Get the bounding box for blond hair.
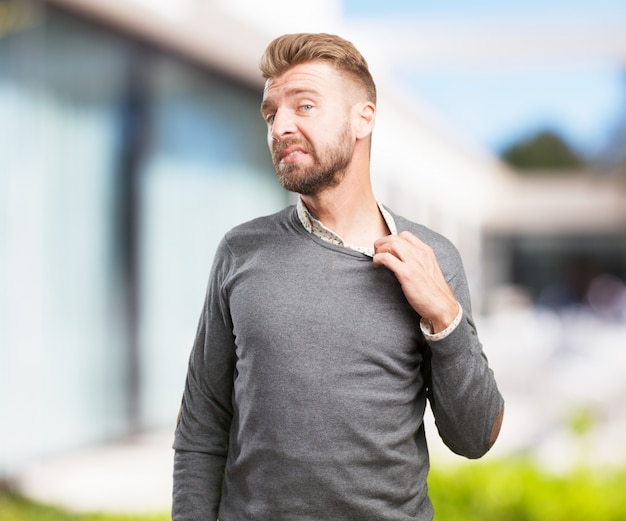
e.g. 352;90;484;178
259;33;377;104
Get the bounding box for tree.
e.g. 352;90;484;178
500;130;585;171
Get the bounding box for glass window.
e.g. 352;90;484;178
0;1;286;469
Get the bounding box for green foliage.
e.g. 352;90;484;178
429;458;626;520
566;405;597;438
0;493;169;521
501;130;585;171
3;459;626;521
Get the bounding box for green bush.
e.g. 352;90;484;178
429;458;626;520
2;459;625;520
0;493;168;521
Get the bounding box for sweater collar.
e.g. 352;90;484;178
296;196;397;257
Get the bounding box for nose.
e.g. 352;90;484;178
270;108;296;141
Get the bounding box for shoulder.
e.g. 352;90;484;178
208;207;298;280
389;209;464;271
221;206;300;252
225;206;295;237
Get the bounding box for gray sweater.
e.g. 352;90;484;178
173;206;503;521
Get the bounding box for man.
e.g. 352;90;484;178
173;33;504;521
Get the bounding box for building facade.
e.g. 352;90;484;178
0;0;287;474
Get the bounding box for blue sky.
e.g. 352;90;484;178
403;64;625;157
343;0;626;17
343;0;626;158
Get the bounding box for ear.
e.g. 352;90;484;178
353;101;376;140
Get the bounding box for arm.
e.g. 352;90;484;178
173;241;236;520
420;306;504;458
373;231;504;458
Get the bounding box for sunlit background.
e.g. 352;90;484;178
1;0;625;516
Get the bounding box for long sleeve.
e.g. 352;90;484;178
172;240;237;521
423;248;504;459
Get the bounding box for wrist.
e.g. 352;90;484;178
420;302;463;341
426;301;460;334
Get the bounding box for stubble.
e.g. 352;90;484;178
272;124;353;196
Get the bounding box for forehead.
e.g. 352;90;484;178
262;61;345;104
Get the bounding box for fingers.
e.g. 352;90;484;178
373;232;435;291
373;231;458;324
373;231;434;268
372;249;403;273
374;231;430;253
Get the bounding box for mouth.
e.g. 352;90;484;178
275;144;309;164
278;147;306;163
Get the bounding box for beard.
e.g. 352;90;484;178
272;124;354;196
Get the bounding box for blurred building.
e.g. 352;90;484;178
0;0;289;475
483;169;626;312
0;0;501;478
2;0;625;484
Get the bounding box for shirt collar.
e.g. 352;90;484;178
296;196;397;257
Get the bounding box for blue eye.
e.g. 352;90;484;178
301;104;313;111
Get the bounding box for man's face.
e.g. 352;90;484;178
260;61;357;196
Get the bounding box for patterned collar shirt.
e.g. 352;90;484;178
295;196;463;342
296;196;398;258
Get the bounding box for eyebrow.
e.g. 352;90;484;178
260;87;321;114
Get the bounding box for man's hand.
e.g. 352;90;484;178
373;231;459;333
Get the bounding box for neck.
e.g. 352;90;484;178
300;158;389;247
